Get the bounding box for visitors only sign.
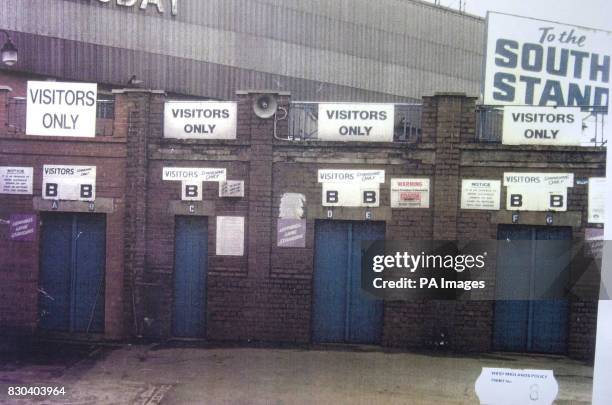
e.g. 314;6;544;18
42;165;96;201
26;81;97;137
162;167;227;182
164;101;237;139
317;169;385;184
317;104;394;142
502;106;583;146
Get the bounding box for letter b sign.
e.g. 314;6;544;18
363;190;377;204
182;182;202;201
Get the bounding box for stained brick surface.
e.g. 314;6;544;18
0;72;604;360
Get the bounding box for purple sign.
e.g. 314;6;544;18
10;214;37;241
277;219;306;248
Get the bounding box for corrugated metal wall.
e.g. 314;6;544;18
0;0;484;101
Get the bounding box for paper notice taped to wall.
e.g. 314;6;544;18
216;216;244;256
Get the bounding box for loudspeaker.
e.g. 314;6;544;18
253;94;278;119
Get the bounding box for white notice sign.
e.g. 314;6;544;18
162;167;227;182
216;216;244;256
461;179;501;210
219;180;245;197
390;178;430;208
0;167;33;195
588;177;606;223
475;368;558;405
42;165;96;201
164;101;237;139
502;106;583;146
26;81;97;137
317;103;394;142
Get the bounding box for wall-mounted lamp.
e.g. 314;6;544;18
1;30;18;66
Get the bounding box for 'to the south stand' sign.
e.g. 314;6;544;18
317;103;395;142
27;81;97;137
483;12;611;108
164;101;237;139
42;165;96;201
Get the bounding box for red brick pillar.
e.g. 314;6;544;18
239;91;290;278
429;92;476;240
0;86;12;130
112;88;165;337
425;93;489;352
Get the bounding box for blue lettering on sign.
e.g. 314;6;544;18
492;35;611;106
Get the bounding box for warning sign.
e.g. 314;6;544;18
390;178;430;208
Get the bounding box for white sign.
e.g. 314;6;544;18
317;103;394;142
390;178;430;208
318;169;385;184
216;216;244;256
181;181;202;201
219;180;245;197
588;177;606;223
475;368;558;405
0;167;33;195
42;165;96;201
162;167;226;182
504;172;573;212
503;172;574;188
506;186;567;211
322;183;379;207
26;81;97;137
461;179;501;210
95;0;178;16
484;12;612;108
502;106;583;146
164;101;237;139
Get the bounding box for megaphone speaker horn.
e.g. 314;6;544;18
253;94;278;119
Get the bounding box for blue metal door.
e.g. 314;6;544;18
494;225;571;353
313;220;385;344
173;216;208;338
39;213;106;333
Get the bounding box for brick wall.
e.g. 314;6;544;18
0;72;605;359
0;75;128;342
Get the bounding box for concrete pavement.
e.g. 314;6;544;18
0;343;593;404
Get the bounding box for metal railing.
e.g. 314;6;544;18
288;102;423;142
477;105;608;146
5;97;116;137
